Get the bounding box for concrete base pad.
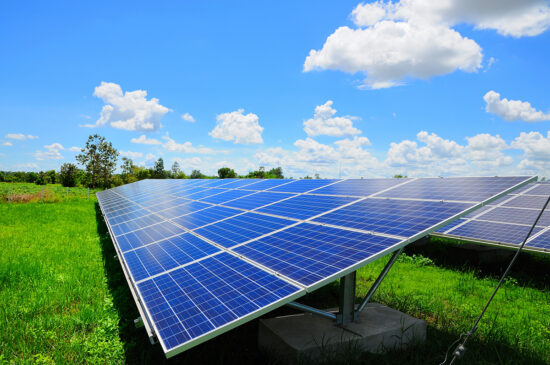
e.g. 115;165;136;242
258;303;426;360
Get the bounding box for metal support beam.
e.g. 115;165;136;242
356;248;403;315
336;271;356;326
286;301;336;321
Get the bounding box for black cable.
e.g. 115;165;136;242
441;194;550;365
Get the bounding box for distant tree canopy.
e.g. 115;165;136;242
153;158;165;179
393;174;407;178
190;169;205;179
244;166;284;179
218;167;237;179
76;134;118;188
59;163;78;187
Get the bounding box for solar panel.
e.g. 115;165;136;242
435;182;550;253
96;176;534;357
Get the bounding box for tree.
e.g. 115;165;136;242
314;173;320;179
267;167;283;178
393;174;407;178
190;169;204;179
153;158;165;179
218;167;236;179
76;134;118;188
171;161;181;177
35;171;47;185
59;163;78;187
121;157;136;183
135;167;150;180
45;170;57;184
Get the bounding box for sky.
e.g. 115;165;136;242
1;0;550;178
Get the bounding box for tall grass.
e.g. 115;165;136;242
0;183;101;204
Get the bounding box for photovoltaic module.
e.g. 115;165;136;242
96;176;534;357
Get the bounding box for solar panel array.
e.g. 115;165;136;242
436;182;550;253
96;176;534;357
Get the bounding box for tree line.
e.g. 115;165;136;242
1;134;285;188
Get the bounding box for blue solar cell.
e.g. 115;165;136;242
157;201;212;220
111;214;165;236
116;221;186;252
186;188;227;200
257;194;358;220
199;189;255;204
435;218;466;233
267;179;340;193
124;233;220;281
528;230;550;250
525;183;550;196
137;252;299;351
503;195;548;209
222;191;295;210
195;212;295;248
377;176;531;202
240;179;293;191
313;178;407;197
474;206;550;227
314;198;473;237
108;208;151;225
214;179;262;189
172;187;208;198
446;220;542;245
172;206;242;230
233;223;400;286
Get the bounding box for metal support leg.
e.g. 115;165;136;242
287;301;336;320
356;248;403;315
336;271;356;326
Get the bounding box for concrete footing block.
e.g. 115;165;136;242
258;303;426;361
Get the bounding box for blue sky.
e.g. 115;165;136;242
1;0;550;178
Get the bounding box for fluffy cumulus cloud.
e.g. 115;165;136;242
33;143;80;160
6;133;38;140
303;101;361;137
120;150;144;159
131;134;162;145
385;131;518;175
304;1;550;88
484;90;550;122
162;134;217;154
1;141;13;146
210;109;263;144
255;136;381;177
83;82;171;131
181;113;195;123
511;132;550;173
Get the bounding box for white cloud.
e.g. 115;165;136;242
33;143;79;160
417;131;463;158
120;150;144;159
353;0;550;37
1;141;13;146
131;134;162;145
294;137;338;163
83;82;171;131
181;113;195;122
304;6;482;88
34;143;65;160
162;134;217;154
14;163;40;170
304;101;361;137
484;90;550;122
172;157;203;171
305;1;550;88
5;133;38;140
511;131;550;174
210;109;263;144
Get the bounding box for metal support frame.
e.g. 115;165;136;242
287;248;403;327
356;248;403;314
336;271;357;325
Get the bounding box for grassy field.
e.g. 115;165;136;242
1;195;549;364
0;182;101;203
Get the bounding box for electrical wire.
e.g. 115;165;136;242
440;193;550;365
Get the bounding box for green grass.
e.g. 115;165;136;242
1;200;549;364
0;183;101;203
